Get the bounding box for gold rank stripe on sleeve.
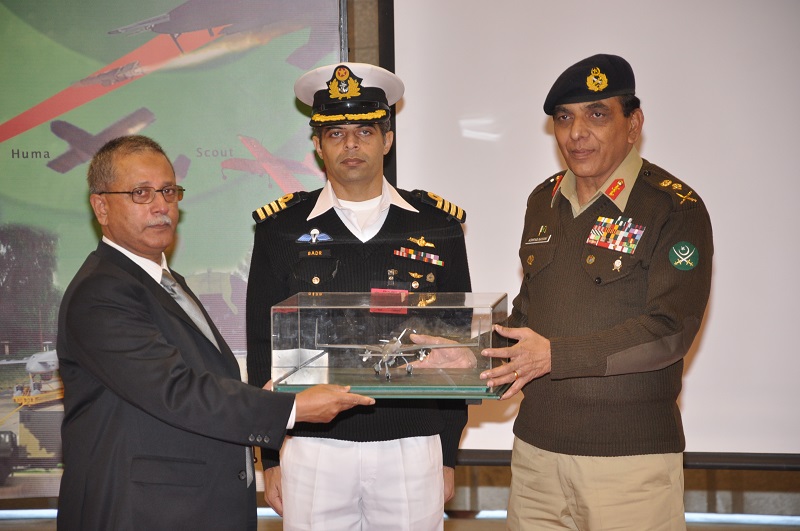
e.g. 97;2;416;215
427;192;464;221
253;193;296;222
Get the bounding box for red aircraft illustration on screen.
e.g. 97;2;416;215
0;32;220;144
221;135;323;193
0;0;336;144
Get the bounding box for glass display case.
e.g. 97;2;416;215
271;292;510;399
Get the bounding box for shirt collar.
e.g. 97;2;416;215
307;177;418;220
102;236;169;283
552;147;643;215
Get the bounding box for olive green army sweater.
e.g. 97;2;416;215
510;160;713;456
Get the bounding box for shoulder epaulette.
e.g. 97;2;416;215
531;172;565;197
252;191;308;223
411;190;466;223
639;163;704;210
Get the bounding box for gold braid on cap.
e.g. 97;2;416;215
312;109;387;123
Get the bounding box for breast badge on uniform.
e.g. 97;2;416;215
669;241;699;271
297;228;332;243
525;225;552;245
408;236;435;247
393;247;443;266
587;216;645;255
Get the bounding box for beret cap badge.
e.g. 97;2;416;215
543;54;635;115
586;67;609;93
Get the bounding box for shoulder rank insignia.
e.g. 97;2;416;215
252;192;306;223
413;190;466;223
642;166;702;209
530;173;563;197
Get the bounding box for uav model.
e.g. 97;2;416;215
315;323;478;380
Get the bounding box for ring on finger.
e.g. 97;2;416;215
513;370;519;381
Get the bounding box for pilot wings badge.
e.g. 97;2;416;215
297;228;332;244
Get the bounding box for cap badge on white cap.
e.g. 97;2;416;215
329;66;363;100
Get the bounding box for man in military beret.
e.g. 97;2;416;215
246;63;473;529
480;54;713;529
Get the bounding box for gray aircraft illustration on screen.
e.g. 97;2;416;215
107;0;335;69
47;107;156;174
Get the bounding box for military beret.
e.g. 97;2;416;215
543;54;635;115
294;62;404;127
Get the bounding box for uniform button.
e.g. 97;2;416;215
248;434;255;442
312;276;320;284
238;470;247;481
256;435;263;443
643;170;651;176
263;435;270;444
594;277;602;284
524;273;531;281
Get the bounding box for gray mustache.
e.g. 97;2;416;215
147;214;173;227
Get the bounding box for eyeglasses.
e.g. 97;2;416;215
98;186;185;204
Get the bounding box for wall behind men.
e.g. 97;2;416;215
394;0;800;454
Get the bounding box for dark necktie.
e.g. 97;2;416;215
160;269;254;486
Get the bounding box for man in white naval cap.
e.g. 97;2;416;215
246;63;473;530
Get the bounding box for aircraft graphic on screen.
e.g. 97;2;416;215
47;107;156;174
108;0;335;68
73;61;145;88
221;135;322;193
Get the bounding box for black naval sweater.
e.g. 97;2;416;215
246;187;472;468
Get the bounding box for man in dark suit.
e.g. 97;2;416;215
56;135;374;530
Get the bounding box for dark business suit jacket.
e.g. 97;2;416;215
56;242;294;530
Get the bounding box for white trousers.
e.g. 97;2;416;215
281;435;444;531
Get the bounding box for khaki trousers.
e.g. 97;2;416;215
507;437;686;531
